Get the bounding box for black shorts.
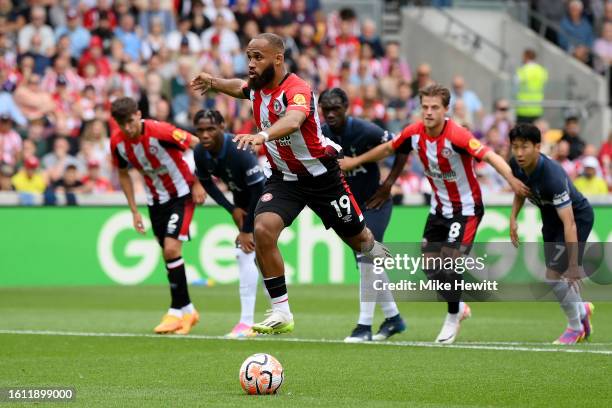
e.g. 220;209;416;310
148;194;195;247
255;166;365;238
422;212;483;254
542;207;594;273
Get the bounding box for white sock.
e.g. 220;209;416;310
360;240;389;259
579;301;587;320
550;281;582;331
181;303;195;314
270;293;291;315
236;248;258;326
168;308;182;317
357;256;376;326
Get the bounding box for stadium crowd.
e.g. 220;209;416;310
0;0;610;205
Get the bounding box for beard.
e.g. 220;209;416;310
248;63;276;90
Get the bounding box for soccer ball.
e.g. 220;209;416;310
239;353;284;395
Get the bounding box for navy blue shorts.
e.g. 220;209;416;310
542;207;594;273
362;198;392;242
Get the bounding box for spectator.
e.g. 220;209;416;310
141;17;166;61
233;0;256;40
0;163;14;191
381;41;411;81
260;0;292;33
13;74;55;121
81;159;112;194
450;75;484;127
451;99;474;130
0;114;21;166
359;19;384;58
167;16;202;55
17;6;55;56
411;63;433;96
594;21;612;73
333;8;360;62
292;0;315;27
83;0;117;31
41;137;83;183
561;116;586;160
52;164;84;195
201;15;240;58
78;36;112;78
20;32;52;76
41;55;84;94
12;156;46;204
205;0;236;27
553;140;578;179
574;156;609;194
54;8;91;60
89;10;115;53
599;129;612;188
114;13;142;62
138;0;175;37
139;70;167;119
480;99;513;143
559;0;595;51
515;48;548;123
0;79;27;127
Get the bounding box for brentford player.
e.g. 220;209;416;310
110;97;206;335
341;84;529;344
190;33;390;335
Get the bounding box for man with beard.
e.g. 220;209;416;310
190;33;390;335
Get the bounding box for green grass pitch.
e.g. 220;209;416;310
1;285;611;407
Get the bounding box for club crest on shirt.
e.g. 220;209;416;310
441;147;452;158
273;99;283;115
149;145;158;155
261;193;273;202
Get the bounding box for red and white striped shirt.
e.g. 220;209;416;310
242;73;341;181
392;119;491;218
110;119;194;205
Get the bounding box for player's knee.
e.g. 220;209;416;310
162;240;182;260
254;223;277;249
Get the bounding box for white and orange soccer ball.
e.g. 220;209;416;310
239;353;284;395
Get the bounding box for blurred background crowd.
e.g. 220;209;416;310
0;0;610;206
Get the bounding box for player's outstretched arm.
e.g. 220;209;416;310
366;152;408;209
190;71;249;99
483;151;530;197
118;168;145;234
339;141;395;172
233;110;307;150
509;194;525;248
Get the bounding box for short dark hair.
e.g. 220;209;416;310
111;97;139;124
419;84;451;107
253;33;285;53
509;123;541;144
193;109;225;126
319;88;349;107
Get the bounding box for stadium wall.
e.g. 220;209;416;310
1;206;610;287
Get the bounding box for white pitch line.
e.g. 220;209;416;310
1;329;611;355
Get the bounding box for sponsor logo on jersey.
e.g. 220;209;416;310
261;193;273;202
293;94;307;106
173;129;187;143
441;147;452;158
278;135;291;146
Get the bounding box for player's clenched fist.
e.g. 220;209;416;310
190;72;213;95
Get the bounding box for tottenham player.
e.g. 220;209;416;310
110;97;205;335
508;123;594;344
191;109;266;338
190;33;389;334
319;88;407;343
341;84;529;344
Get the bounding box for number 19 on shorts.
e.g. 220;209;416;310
331;195;351;218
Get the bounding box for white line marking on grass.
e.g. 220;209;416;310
1;329;611;355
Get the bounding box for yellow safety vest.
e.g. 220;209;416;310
516;62;548;117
